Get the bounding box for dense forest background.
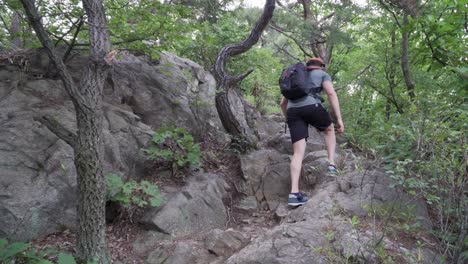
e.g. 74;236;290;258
0;0;466;262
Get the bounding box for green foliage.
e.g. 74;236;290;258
106;0;195;59
235;47;283;114
105;173;162;208
0;239;79;264
338;1;467;261
143;126;201;176
176;10;252;69
58;253;77;264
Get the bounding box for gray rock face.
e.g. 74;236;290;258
204;228;248;257
140;173;227;237
106;51;227;141
146;240;221;264
239;150;291;210
0;50;229;241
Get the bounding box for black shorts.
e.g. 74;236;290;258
287;104;332;143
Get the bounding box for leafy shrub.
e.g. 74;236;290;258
0;239;78;264
105;173;162;207
142;126;201;176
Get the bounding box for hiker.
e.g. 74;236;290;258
280;57;344;206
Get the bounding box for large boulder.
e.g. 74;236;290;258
140;173;228;237
239;149;291;210
0;50;229;241
102;51;227;141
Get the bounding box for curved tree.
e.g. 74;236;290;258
213;0;275;146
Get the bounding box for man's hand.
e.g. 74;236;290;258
335;119;344;134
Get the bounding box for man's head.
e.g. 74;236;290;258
306;57;325;70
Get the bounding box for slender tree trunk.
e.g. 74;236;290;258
299;0;311;19
20;0;111;262
213;0;275;145
385;99;391;120
401;14;415;101
385;29;401;118
11;11;22;48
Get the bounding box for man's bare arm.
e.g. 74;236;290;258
280;96;288;118
323;80;344;133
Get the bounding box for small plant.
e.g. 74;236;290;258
105;173;162;207
143;126;201;176
0;239;78;264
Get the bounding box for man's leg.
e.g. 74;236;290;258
290;138;306;193
324;123;336;165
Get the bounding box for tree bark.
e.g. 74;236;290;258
213;0;275;144
401;14;415;101
10;11;22;48
384;29;403;118
20;0;111;263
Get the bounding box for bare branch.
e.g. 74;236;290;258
378;0;402;28
316;12;335;26
230;68;254;85
63;16;84;62
272;42;302;61
35;115;77;148
19;0;85;107
214;0;275;87
365;81;404;114
269;22;314;58
0;13;12;35
299;0;311;20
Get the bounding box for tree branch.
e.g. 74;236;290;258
378;0;402;28
272;42;302;61
0;13;12;35
230;68;254;85
316;12;335;26
365;81;404;114
299;0;311;20
35;115;77;148
214;0;275;87
269;22;313;58
63;16;84;62
19;0;86;107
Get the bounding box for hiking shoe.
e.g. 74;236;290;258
327;164;338;176
288;192;309;206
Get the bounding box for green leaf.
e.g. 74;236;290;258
37;260;54;264
0;242;30;260
0;239;7;249
58;253;76;264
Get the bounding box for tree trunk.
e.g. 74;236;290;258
213;0;275;145
20;0;111;262
401;14;415;100
10;11;22;48
385;29;402;117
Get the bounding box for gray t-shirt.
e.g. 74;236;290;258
287;69;332;109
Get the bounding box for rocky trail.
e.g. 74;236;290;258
0;50;443;263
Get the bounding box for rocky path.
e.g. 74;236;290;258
136;114;442;264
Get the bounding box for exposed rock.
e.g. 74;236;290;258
132;231;171;255
225;222;329;264
204;228;249;256
239;150;291;210
233;196;258;214
140;173;227;236
274;203;289;221
106;51;228;142
146;240;220;264
0;50;230;241
333;170;432;229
